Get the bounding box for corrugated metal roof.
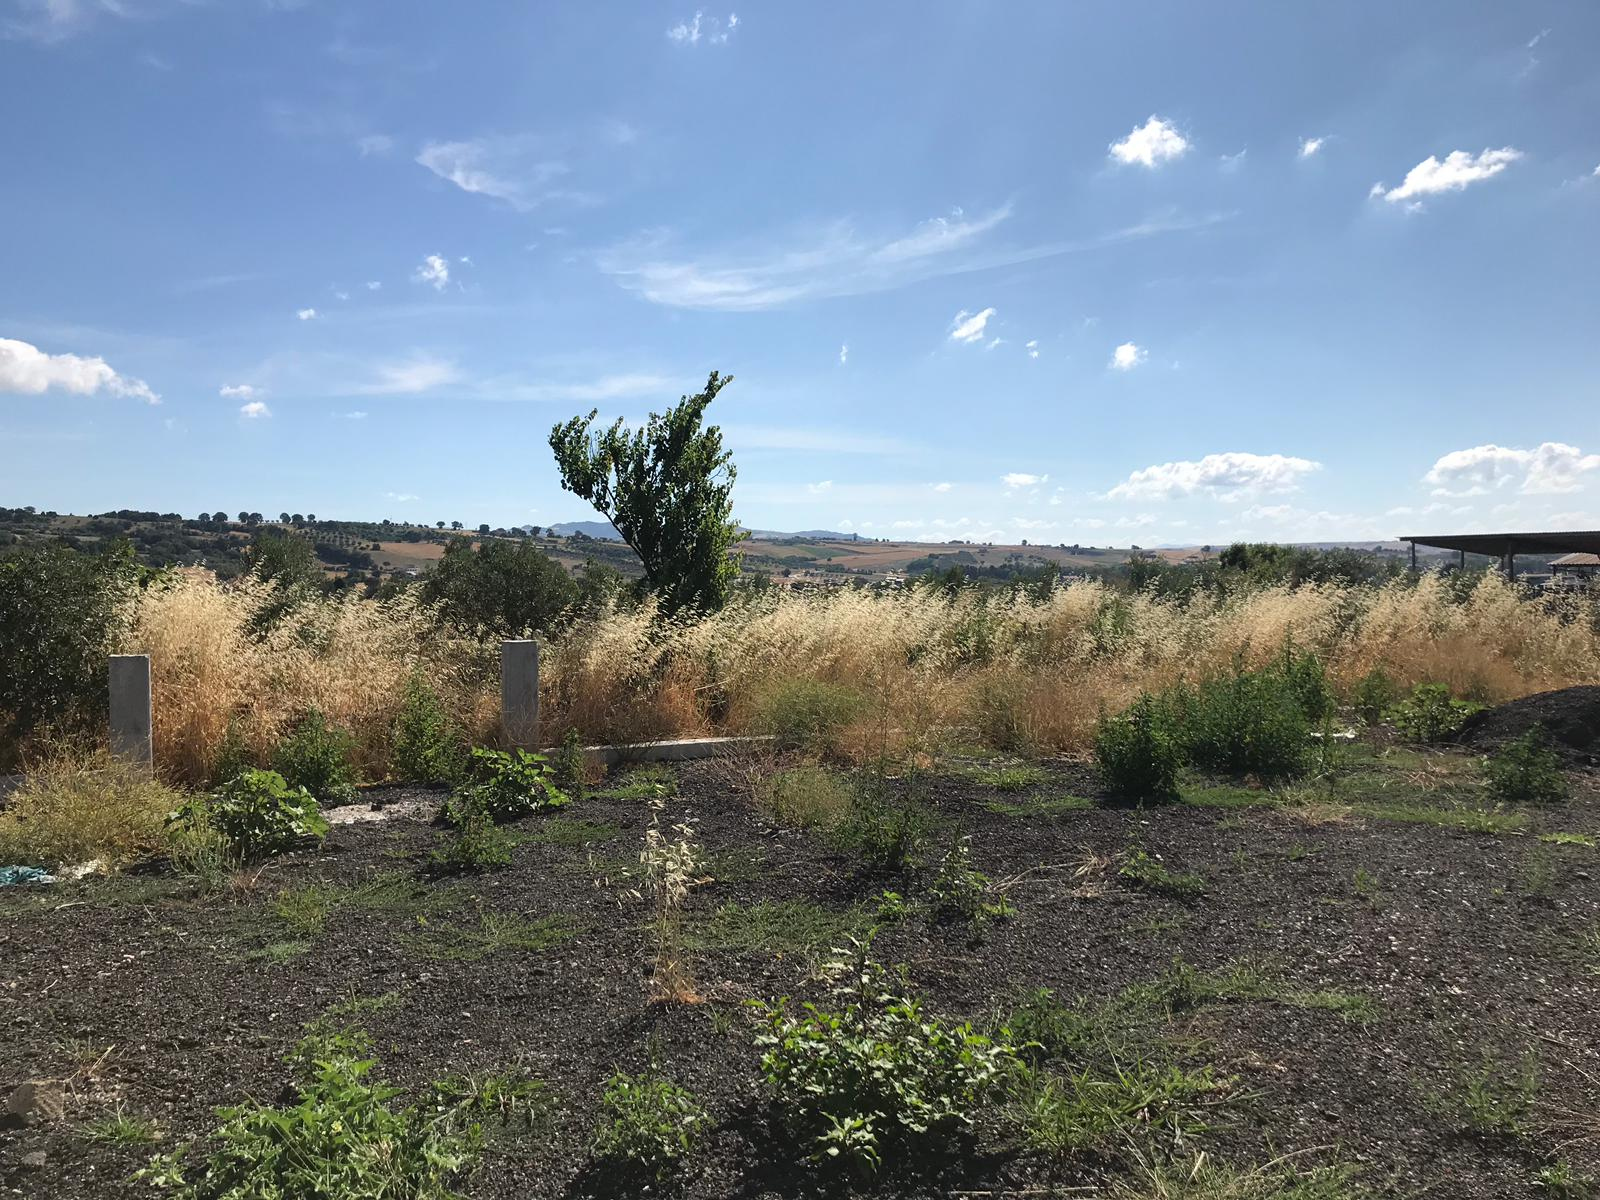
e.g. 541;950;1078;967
1401;530;1600;556
1551;553;1600;567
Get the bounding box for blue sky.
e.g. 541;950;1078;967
2;2;1597;545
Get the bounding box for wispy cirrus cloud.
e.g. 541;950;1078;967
353;355;460;395
415;136;579;211
598;205;1229;311
0;336;159;404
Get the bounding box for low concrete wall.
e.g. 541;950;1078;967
578;735;773;768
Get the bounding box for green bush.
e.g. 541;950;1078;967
1351;667;1399;726
1387;683;1480;743
1094;693;1182;802
390;672;467;784
210;720;257;787
1181;661;1310;779
834;781;935;873
137;1026;536;1199
1276;643;1335;723
173;769;329;863
549;728;587;797
270;709;358;803
758;764;854;830
755;679;866;751
927;836;1012;925
460;747;569;821
750;939;1015;1173
592;1070;708;1179
1484;726;1568;804
431;794;513;873
0;540;137;762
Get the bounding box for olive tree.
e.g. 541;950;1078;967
549;371;744;614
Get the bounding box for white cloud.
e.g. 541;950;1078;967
1299;136;1325;159
668;11;737;44
1109;342;1146;371
483;372;676;404
807;480;833;494
385;491;420;503
1373;148;1523;204
1002;472;1048;488
1422;442;1600;496
333;289;350;301
356;355;459;395
839;343;849;365
365;281;382;291
1106;452;1322;501
296;308;319;321
1025;339;1039;359
238;400;271;419
219;383;262;400
597;207;1226;312
1219;149;1248;171
356;134;394;157
339;411;369;420
415;137;570;211
1072;517;1108;529
1109;115;1189;168
413;254;450;291
931;482;953;493
0;336;159;404
949;307;996;344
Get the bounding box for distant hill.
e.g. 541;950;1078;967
745;529;860;542
546;520;623;540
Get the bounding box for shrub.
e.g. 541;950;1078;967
1094;693;1182;802
592;1070;708;1179
431;794;513;873
173;769;329;863
1181;662;1310;779
1119;845;1205;900
1387;683;1479;744
549;727;587;796
210;720;257;787
1276;643;1335;723
0;752;186;869
750;939;1015;1172
460;747;569;821
1484;726;1568;804
0;540;137;763
834;781;936;873
758;764;854;830
137;1026;531;1199
1351;667;1399;726
755;679;867;752
390;672;467;784
270;709;358;803
927;835;1013;925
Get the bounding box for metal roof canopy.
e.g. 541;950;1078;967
1401;530;1600;557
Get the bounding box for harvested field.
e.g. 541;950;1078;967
3;742;1598;1197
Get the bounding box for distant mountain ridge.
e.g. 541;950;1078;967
547;521;860;543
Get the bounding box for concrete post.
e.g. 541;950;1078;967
109;654;153;773
501;639;540;751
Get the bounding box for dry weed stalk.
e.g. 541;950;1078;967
638;797;702;1003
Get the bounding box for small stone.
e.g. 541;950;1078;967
20;1151;48;1170
4;1079;66;1127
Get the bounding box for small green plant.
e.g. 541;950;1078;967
592;1069;708;1179
1119;845;1205;900
549;727;588;796
750;938;1014;1172
1179;659;1312;779
407;909;576;962
136;1026;522;1198
1430;1047;1540;1138
1351;867;1382;911
1095;693;1182;803
273;883;342;937
685;899;865;953
459;747;569;821
927;835;1013;925
755;678;867;751
758;764;854;830
390;672;467;784
210;720;256;786
80;1107;161;1146
1387;683;1480;743
1541;832;1596;848
269;708;358;803
1016;1055;1220;1157
1109;1155;1365;1199
960;763;1051;792
1538;1160;1600;1198
835;778;936;873
170;769;329;864
1351;666;1400;726
1485;726;1568;804
431;793;513;873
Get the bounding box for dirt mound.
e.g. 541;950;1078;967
1457;685;1600;765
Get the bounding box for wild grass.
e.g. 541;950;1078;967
0;751;187;868
406;909;577;962
683;899;867;953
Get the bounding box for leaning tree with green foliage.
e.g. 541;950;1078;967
549;371;744;614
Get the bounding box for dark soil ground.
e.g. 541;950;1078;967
2;740;1598;1198
1458;684;1600;767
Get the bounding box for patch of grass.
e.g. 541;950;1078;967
958;763;1052;792
684;899;866;953
1016;1054;1222;1158
984;793;1093;817
323;990;403;1023
1119;847;1206;900
407;909;577;962
589;765;675;801
1354;799;1527;834
79;1108;161;1146
522;817;624;847
1109;1154;1368;1199
1424;1047;1540;1138
1124;915;1188;939
272;883;343;936
1351;868;1383;912
1541;832;1596;848
0;752;189;869
1181;784;1280;809
757;764;854;830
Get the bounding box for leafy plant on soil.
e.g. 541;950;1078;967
270;708;359;803
958;763;1051;792
592;1068;708;1179
1351;667;1400;727
1014;1054;1220;1157
1386;683;1481;744
1172;653;1318;779
927;834;1013;925
1424;1047;1541;1139
750;937;1015;1173
589;764;674;801
79;1108;161;1146
1110;1152;1367;1199
170;769;328;864
1537;1159;1600;1199
1096;693;1183;803
549;727;588;797
835;774;938;873
432;792;513;873
137;1025;535;1199
1484;726;1568;804
1119;845;1206;900
459;747;569;821
390;671;468;785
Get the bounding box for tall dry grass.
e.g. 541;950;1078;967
113;570;1600;783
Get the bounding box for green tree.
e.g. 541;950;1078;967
548;371;744;614
249;530;320;587
419;537;577;638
